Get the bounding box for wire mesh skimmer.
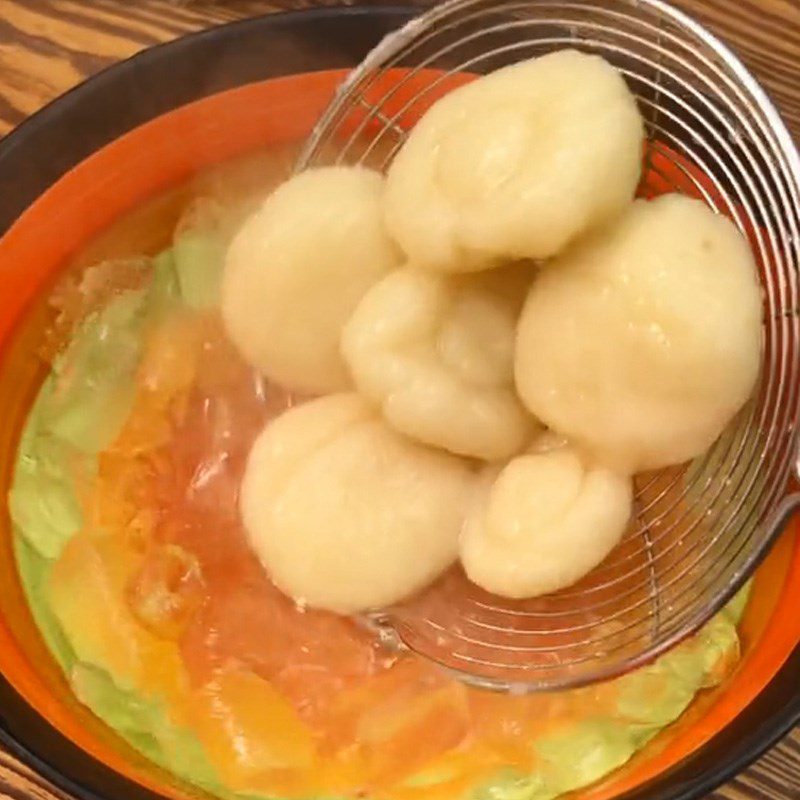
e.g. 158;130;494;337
296;0;800;692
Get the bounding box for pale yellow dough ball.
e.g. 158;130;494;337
222;167;402;394
383;49;644;272
341;266;536;460
515;194;762;473
460;437;632;599
240;394;475;614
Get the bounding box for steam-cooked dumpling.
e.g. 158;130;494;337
240;394;474;614
460;436;632;599
341;266;536;460
222;167;401;394
515;194;762;473
383;50;644;272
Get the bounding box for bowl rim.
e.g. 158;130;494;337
0;5;798;800
0;4;413;237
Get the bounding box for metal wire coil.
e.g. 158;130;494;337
296;0;800;692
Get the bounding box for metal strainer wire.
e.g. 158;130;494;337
296;0;800;692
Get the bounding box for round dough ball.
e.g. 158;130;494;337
222;167;402;394
341;266;536;460
515;194;762;473
383;49;644;272
240;394;474;614
460;438;632;599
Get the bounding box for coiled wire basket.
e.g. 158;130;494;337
296;0;800;692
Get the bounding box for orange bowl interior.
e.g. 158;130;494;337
0;70;799;800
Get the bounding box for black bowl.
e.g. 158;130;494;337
0;8;797;800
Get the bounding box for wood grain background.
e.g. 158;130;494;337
0;1;798;799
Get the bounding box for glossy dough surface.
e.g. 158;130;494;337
240;394;474;613
222;167;401;394
341;267;535;460
460;438;632;598
383;50;644;271
515;195;762;473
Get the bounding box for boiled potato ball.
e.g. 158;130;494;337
460;436;632;599
341;266;536;460
222;167;401;394
231;50;761;612
240;394;474;614
384;49;644;271
515;194;762;473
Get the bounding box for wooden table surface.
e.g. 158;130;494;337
0;0;798;799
